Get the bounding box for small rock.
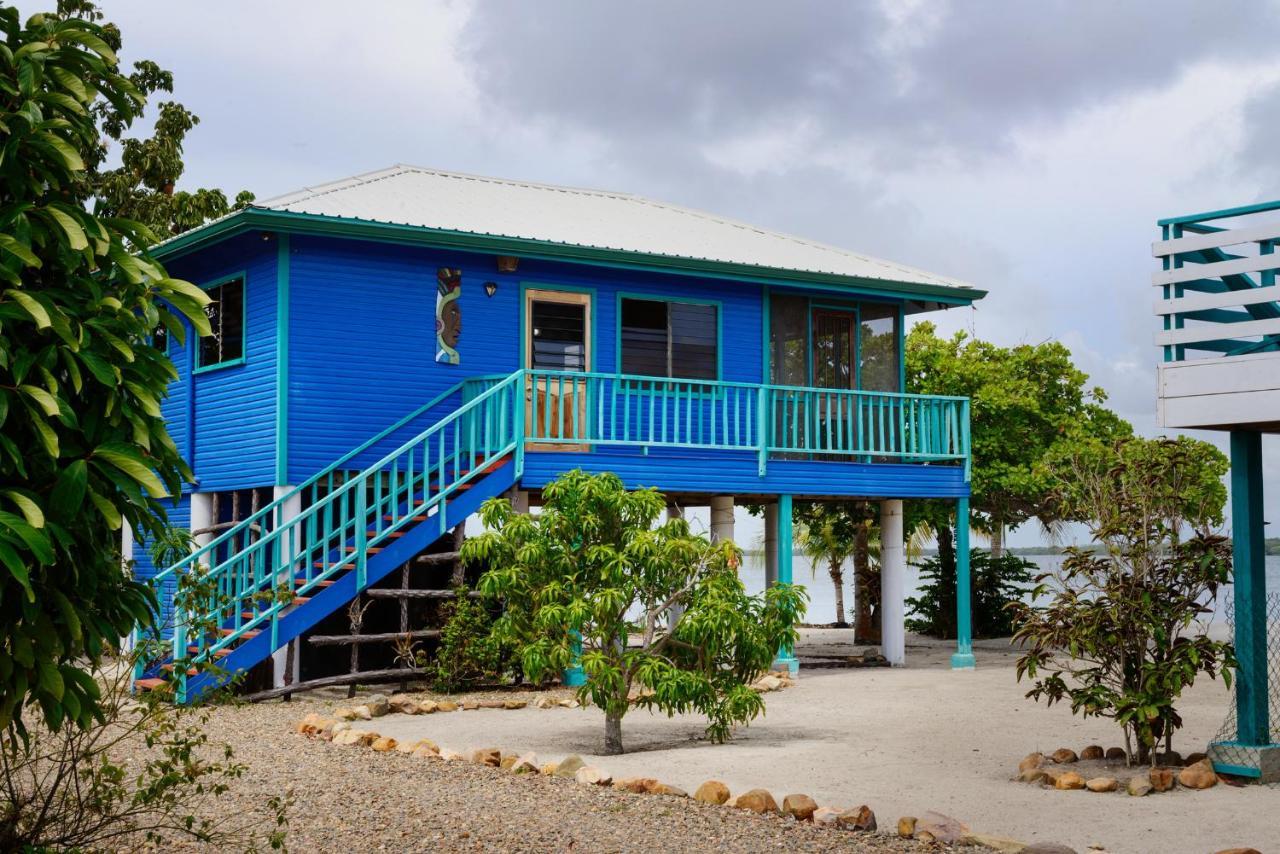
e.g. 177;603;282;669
1050;748;1078;764
503;699;528;710
510;752;539;774
370;736;397;752
333;707;357;721
1126;777;1152;797
964;832;1030;853
1085;777;1118;793
836;805;876;832
412;745;440;759
418;700;439;714
651;783;687;797
813;806;840;826
470;747;501;767
331;728;364;746
782;793;817;821
1054;771;1086;790
534;697;555;709
478;699;506;710
363;694;390;717
540;763;559;776
1149;767;1176;792
897;817;917;839
753;674;783;692
694;780;731;805
440;749;466;762
1104;747;1127;762
1023;845;1078;854
329;721;351;736
1184;752;1208;766
1018;768;1049;784
403;737;438;754
1018;752;1045;773
350;705;373;721
915;811;969;845
553;755;586;778
388;693;418;714
462;700;480;711
436;700;458;712
557;698;580;708
1178;758;1218;789
294;713;323;734
1080;745;1104;761
1214;849;1263;854
734;788;778;814
575;766;612;786
500;755;518;770
613;777;659;794
916;831;937;844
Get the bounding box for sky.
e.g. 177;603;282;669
82;0;1280;545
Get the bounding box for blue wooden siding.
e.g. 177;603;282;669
130;494;192;583
164;232;278;491
522;449;968;499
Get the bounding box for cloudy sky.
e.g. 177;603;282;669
90;0;1280;544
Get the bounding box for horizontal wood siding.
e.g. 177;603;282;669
165;232;278;491
129;494;191;583
522;449;967;499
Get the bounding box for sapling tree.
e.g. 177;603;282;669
1010;436;1235;764
464;470;806;755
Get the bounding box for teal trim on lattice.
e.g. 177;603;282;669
150;208;987;307
274;235;290;484
192;270;249;374
1230;431;1271;746
614;290;723;381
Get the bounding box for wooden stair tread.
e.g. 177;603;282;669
134;677;167;691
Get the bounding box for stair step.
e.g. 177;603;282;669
220;628;262;640
161;663;199;676
343;545;384;555
293;597;312;605
188;645;231;658
294;578;337;588
384;514;430;523
134;677;168;691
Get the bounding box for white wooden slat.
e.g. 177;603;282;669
1153;316;1280;347
1152;221;1280;257
1152;253;1280;286
1153;285;1280;315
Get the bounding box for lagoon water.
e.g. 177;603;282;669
738;551;1280;627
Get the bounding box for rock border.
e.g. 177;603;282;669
1015;746;1222;795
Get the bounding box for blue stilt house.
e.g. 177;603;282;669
131;165;984;698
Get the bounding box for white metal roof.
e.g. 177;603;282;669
253;165;974;291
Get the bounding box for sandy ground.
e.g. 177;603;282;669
360;629;1274;854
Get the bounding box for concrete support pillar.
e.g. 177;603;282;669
773;494;799;674
879;499;905;667
1230;432;1269;745
951;496;976;669
510;489;530;514
189;492;214;549
271;486;303;690
666;504;686;628
709;495;735;543
763;502;779;588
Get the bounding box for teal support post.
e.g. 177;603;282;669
951;495;976;669
1230;431;1269;746
563;629;586;687
773;494;799;674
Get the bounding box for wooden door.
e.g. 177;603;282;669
524;289;591;449
810;309;857;457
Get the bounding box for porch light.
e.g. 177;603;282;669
484;280;498;298
496;255;519;273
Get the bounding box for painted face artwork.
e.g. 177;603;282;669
436;267;462;364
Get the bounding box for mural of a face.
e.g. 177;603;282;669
435;267;462;364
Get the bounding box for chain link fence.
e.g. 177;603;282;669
1208;591;1280;777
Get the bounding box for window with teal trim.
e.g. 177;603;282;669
621;298;716;380
198;277;245;369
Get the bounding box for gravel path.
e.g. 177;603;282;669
125;691;934;853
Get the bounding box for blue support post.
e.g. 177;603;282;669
951;495;976;669
1230;431;1268;746
774;493;799;674
563;629;586;687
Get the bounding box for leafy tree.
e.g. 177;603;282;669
464;470;806;755
0;3;221;733
427;589;516;693
906;548;1033;639
1011;436;1234;764
793;500;879;633
906;321;1131;557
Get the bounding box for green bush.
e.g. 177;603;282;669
429;590;514;693
906;549;1033;639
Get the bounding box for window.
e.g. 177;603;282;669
858;301;900;392
197;277;245;369
530;299;587;371
620;298;717;380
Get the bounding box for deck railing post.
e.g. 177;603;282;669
757;386;769;475
354;485;367;589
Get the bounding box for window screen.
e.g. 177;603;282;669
620;298;717;380
530;300;587;371
198;278;245;368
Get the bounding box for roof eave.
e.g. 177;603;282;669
150;207;986;305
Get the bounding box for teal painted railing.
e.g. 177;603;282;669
1154;200;1280;362
137;372;523;696
524;370;969;476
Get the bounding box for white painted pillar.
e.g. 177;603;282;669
510;489;530;514
190;492;214;549
666;504;686;627
271;485;303;689
709;495;735;543
763;502;779;588
879;499;906;667
122;523;135;567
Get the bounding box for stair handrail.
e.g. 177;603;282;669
157;370;526;679
146;379;471;589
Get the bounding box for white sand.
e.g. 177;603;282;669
372;630;1274;854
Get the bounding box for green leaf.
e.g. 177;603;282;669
154;277;213;308
18;384;58;416
0;540;33;600
87;489;122;530
1;490;44;528
50;459;86;519
0;234;40;267
43;206;87;251
93;444;169;498
6;289;51;328
0;511;53;564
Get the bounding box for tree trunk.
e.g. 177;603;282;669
853;520;877;641
937;523;957;638
829;557;847;626
990;519;1004;560
603;710;624;755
